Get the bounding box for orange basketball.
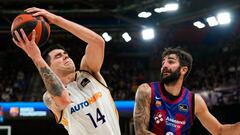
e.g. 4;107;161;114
11;13;51;47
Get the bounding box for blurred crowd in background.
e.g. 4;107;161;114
1;25;240;109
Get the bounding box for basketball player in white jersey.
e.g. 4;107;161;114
12;7;121;135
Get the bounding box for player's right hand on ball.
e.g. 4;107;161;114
12;28;41;60
24;7;58;24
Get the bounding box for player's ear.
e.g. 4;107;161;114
181;66;188;75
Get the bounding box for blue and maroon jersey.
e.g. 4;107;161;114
148;82;194;135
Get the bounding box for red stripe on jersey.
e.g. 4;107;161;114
153;110;166;135
175;113;186;135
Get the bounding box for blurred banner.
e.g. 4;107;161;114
0;101;135;121
0;86;239;122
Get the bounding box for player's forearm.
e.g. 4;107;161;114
33;57;65;97
134;105;155;135
134;119;155;135
135;129;155;135
134;84;154;135
53;16;104;44
219;122;240;135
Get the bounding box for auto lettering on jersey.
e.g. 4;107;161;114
70;92;102;114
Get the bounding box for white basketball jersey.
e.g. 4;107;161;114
59;71;121;135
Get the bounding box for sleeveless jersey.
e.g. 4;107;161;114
59;70;121;135
149;82;194;135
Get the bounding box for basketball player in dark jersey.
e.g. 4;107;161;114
134;48;240;135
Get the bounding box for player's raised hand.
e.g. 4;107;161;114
24;7;59;24
12;28;41;60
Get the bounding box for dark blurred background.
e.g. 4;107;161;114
0;0;240;135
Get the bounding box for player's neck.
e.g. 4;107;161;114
59;71;76;86
164;79;183;96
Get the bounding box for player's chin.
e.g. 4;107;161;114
63;64;75;70
160;74;167;81
162;73;170;78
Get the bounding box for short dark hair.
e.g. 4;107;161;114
42;44;66;65
162;47;193;79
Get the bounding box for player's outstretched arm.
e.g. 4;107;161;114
134;83;156;135
25;7;105;74
195;94;240;135
12;29;71;111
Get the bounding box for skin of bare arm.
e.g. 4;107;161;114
134;83;156;135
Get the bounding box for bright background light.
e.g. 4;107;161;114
141;28;155;40
102;32;112;42
138;12;152;18
164;3;179;12
193;21;206;29
122;32;132;42
154;7;167;13
217;12;231;25
206;16;219;27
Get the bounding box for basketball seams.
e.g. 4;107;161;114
11;14;36;31
11;20;38;42
38;20;50;47
11;13;50;46
37;20;43;44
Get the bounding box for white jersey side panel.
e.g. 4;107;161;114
59;71;121;135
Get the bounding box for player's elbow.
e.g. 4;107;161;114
59;96;71;106
53;91;71;109
215;124;224;135
92;35;105;47
96;36;105;47
216;123;240;135
54;97;71;110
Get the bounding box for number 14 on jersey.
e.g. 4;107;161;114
86;108;106;128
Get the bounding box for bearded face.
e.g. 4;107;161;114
160;66;181;84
